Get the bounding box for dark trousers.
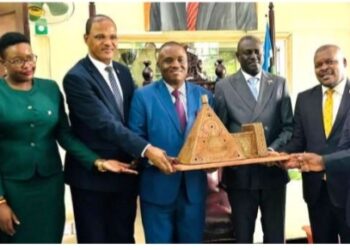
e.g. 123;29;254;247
227;187;286;243
307;181;350;243
70;187;137;243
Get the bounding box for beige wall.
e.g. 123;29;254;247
30;2;350;101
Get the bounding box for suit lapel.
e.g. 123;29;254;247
155;80;183;134
329;79;350;137
229;71;256;111
83;57;121;118
196;3;215;30
173;2;187;29
184;83;197;136
251;72;275;121
310;85;326;139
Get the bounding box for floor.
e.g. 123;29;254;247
63;179;308;244
62;186;145;244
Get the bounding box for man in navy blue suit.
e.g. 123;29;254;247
128;41;213;243
62;15;172;243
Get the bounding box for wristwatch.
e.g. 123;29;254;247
95;159;107;172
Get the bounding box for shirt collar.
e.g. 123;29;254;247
241;69;262;82
88;54;113;73
164;81;187;97
321;77;347;96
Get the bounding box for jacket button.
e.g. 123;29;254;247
27;105;32;110
30;142;35;147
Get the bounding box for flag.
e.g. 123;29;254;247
262;22;273;72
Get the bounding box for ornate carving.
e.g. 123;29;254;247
175;95;288;170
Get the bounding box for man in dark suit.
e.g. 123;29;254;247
281;44;350;243
62;15;172;243
128;41;213;243
214;35;293;243
150;2;257;31
290;135;350;243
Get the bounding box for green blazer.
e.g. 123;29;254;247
0;78;99;196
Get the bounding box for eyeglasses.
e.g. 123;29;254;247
5;54;38;67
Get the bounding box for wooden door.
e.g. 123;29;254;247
0;3;28;76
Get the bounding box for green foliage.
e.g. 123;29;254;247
288;170;302;181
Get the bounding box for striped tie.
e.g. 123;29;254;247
323;89;334;138
187;2;199;31
105;66;124;120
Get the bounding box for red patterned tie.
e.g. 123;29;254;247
187;2;199;31
172;89;187;131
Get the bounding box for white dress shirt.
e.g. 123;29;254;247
321;78;346;124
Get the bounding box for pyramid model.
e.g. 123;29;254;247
178;95;246;164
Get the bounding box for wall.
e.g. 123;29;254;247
258;2;350;100
30;2;350;102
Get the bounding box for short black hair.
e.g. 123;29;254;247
314;44;341;57
158;41;187;54
236;35;262;53
85;14;116;35
0;32;30;58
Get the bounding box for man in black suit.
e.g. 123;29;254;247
215;35;293;243
281;44;350;243
291;114;350;242
63;15;173;243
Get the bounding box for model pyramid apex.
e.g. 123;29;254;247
177;95;246;164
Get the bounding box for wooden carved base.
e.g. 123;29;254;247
174;155;290;171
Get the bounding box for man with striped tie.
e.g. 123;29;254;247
62;15;173;243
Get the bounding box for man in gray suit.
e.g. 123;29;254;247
150;2;257;31
214;35;293;243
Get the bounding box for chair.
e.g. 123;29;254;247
203;169;235;243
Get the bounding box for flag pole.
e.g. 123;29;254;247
268;2;276;71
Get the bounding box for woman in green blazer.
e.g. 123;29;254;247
0;32;137;243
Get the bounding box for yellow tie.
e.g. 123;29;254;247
323;89;335;138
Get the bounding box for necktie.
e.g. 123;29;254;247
187;2;199;31
323;89;335;138
105;66;124;120
172;89;187;131
248;77;259;100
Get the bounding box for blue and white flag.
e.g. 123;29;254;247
262;22;273;72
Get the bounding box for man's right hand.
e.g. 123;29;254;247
0;203;20;236
145;145;175;174
278;153;300;169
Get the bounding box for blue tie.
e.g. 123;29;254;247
248;77;259;100
105;66;124;120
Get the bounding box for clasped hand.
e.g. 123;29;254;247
279;152;325;172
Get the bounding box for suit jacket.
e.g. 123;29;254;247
128;80;213;205
215;70;293;190
282;80;350;205
322;110;350;226
0;78;98;196
63;56;148;194
150;2;257;31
